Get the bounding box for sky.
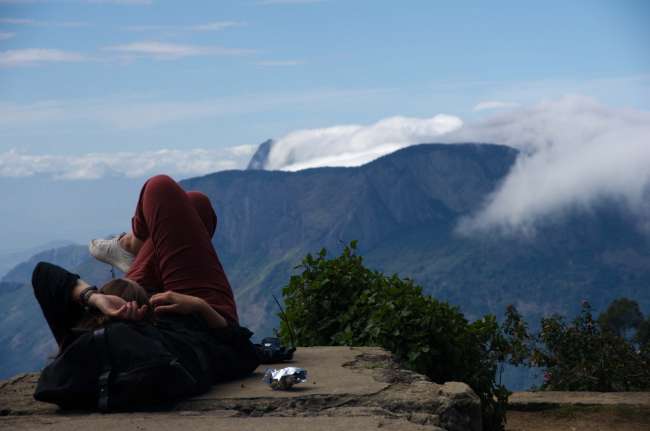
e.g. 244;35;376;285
1;0;648;157
0;0;649;250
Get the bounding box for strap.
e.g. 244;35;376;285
93;328;112;412
79;285;98;309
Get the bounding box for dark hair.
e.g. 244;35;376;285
75;278;155;331
54;278;154;358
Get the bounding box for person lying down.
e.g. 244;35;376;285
32;174;260;411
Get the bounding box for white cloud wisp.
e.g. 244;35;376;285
473;100;519;111
447;96;650;233
126;21;244;32
264;115;463;171
0;146;257;180
0;48;85;66
0;18;88;27
104;41;254;59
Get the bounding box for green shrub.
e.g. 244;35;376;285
597;297;644;338
531;301;650;391
278;241;510;431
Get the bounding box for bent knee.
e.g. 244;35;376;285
145;174;177;190
142;174;184;199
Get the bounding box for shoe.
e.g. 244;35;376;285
89;233;134;274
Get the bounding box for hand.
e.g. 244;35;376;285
150;291;201;316
89;293;149;321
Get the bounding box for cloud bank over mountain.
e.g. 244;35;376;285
264;114;463;171
262;95;650;232
449;96;650;233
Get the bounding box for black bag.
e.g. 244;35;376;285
34;320;198;411
255;337;295;364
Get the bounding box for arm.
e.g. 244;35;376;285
150;291;228;329
71;278;148;320
194;297;229;329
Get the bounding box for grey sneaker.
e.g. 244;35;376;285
89;233;134;274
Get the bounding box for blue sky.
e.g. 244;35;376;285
0;0;648;158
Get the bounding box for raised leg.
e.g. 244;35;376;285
125;175;237;324
126;191;218;293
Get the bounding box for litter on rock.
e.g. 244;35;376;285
262;367;308;390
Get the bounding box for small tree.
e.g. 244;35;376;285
635;317;650;350
598;298;643;339
531;301;650;391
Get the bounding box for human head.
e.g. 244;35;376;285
100;278;150;308
77;278;154;330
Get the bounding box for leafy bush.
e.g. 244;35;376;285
597;297;644;338
636;317;650;349
278;241;510;431
530;301;650;391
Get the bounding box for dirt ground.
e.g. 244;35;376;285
506;406;650;431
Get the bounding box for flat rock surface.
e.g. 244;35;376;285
1;413;435;431
194;346;389;400
509;391;650;409
0;346;481;431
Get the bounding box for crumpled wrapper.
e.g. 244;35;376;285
262;367;307;390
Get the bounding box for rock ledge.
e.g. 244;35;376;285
0;346;481;431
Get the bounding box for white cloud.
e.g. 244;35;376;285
0;33;15;41
473;100;519;112
0;146;255;180
126;21;244;32
447;96;650;233
256;60;303;67
265;114;463;171
85;0;152;4
258;0;324;4
104;41;255;59
0;48;85;67
0;18;33;25
190;21;243;31
0;18;88;27
228;144;259;157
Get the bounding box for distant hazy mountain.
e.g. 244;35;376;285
0;240;74;279
2;143;649;389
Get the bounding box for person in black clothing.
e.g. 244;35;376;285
32;262;259;397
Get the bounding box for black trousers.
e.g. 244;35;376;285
31;262;260;390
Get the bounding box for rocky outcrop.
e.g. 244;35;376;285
0;346;481;431
246;139;274;170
